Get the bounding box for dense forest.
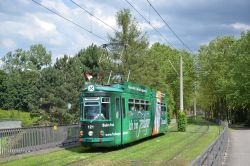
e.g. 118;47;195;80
0;9;249;126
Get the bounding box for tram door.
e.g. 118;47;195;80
115;97;122;145
114;97;126;145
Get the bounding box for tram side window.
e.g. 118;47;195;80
128;99;135;111
135;99;140;111
139;100;145;111
146;101;150;111
101;97;110;120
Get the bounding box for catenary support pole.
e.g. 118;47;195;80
180;55;184;112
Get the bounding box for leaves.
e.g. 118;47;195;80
197;31;250;123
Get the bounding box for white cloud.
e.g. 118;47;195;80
34;17;56;33
1;39;16;49
231;22;250;31
41;0;73;18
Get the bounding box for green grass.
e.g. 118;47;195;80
0;109;37;127
0;137;7;151
1;118;220;166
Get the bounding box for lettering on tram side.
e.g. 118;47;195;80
105;131;128;137
129;119;150;131
139;119;150;128
102;123;115;127
128;119;151;137
128;85;147;93
129;120;138;130
105;132;121;136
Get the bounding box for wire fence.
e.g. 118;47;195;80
189;122;228;166
0;125;80;158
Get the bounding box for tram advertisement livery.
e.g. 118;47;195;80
79;82;168;147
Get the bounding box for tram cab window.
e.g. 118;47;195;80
84;102;100;120
83;97;110;120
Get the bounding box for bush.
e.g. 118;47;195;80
177;111;187;132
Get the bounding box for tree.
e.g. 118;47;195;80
27;44;51;70
197;31;250;125
1;44;51;72
104;9;149;81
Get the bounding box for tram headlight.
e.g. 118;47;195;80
80;130;83;136
88;131;93;136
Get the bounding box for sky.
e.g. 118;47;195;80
0;0;250;63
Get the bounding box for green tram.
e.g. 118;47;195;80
79;82;168;147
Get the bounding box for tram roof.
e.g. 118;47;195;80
82;82;166;97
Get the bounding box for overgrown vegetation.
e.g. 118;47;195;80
197;32;250;125
0;109;37;127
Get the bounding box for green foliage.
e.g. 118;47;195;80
1;44;51;72
105;9;149;81
197;31;250;124
0;109;37;127
177;111;187;132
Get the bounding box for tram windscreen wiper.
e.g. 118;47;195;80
90;113;105;123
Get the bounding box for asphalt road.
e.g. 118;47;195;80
225;128;250;166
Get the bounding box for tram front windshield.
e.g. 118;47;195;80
83;97;110;121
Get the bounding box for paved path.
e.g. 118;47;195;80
225;128;250;166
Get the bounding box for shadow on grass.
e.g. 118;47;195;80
65;116;215;155
65;133;166;154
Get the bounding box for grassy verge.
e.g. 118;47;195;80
1;117;220;166
0;109;37;127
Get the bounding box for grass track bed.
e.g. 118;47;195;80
1;119;220;166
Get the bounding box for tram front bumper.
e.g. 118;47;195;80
80;137;114;143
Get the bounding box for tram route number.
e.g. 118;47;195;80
88;125;94;129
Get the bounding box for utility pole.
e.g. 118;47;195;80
194;95;197;119
168;56;184;112
180;55;184;112
194;83;197;119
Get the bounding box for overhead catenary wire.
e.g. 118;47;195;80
146;0;191;52
124;0;174;48
31;0;108;42
70;0;118;32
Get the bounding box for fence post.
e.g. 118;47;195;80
190;122;228;166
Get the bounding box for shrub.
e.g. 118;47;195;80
177;111;187;132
